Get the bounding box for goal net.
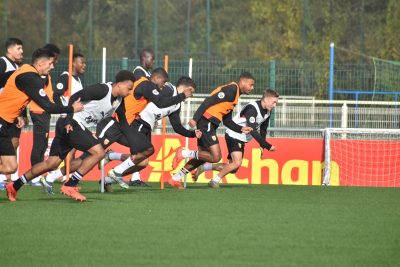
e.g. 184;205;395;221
323;128;400;187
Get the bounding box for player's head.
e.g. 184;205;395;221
73;52;86;75
176;76;196;94
5;37;24;64
261;88;279;111
140;48;155;70
238;72;255;95
150;67;168;89
114;70;135;97
43;43;60;66
31;48;55;76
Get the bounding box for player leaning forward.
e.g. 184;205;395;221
5;70;136;202
195;89;279;188
170;72;255;189
0;48;83;182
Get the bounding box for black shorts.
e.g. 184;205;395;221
225;133;245;160
96;117;129;148
49;118;100;160
197;117;219;148
7;122;21;139
122;119;152;154
30;112;51;134
0;117;16;156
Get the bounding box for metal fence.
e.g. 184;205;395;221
39;97;399;139
50;58;399;100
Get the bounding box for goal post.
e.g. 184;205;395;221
323;128;400;187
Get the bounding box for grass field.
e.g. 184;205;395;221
1;182;399;267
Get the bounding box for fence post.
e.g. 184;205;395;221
341;102;348;128
121;57;128;70
269;60;276;135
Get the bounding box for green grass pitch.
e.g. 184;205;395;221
1;182;399;267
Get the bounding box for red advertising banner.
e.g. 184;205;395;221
17;131;326;186
15;131;399;187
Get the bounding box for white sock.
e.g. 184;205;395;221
31;176;41;184
114;157;135;174
46;169;63;183
182;149;198;159
172;168;189;182
203;162;213;171
212;175;221;183
108;152;123;161
104;176;114;184
131;172;141;181
0;174;7;182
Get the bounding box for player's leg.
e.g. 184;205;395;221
208;152;242;189
0;155;18;175
0;121;19;174
95;118;130;189
30;113;51;185
0;120;18;197
108;120;153;188
209;135;244;188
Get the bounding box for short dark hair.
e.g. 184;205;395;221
31;48;55;64
115;70;135;83
239;72;255;81
73;52;84;60
151;67;168;80
140;48;154;59
5;38;23;51
43;43;60;55
176;76;196;90
262;88;279;98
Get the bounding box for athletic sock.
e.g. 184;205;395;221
46;169;63;183
131;172;141;181
30;176;41;184
182;150;198;159
108;152;123;161
114;157;135;174
212;175;221;183
13;175;28;191
64;171;83;187
0;174;7;182
172;168;189;182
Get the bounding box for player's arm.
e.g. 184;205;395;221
0;71;15;88
53;73;69;105
139;82;186;108
242;106;272;150
65;84;109;123
222;111;243;133
0;59;7;74
260;116;271;140
115;98;130;130
16;72;74;114
168;108;196;138
192;85;237;122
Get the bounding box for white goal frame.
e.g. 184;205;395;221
323;128;400;186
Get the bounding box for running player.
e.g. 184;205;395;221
194;89;279;188
5;70;135;202
28;44;61;186
39;52;86;186
101;77;200;191
169;72;255;189
0;37;24;188
105;68;193;185
1;48;83;196
128;48;155;186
